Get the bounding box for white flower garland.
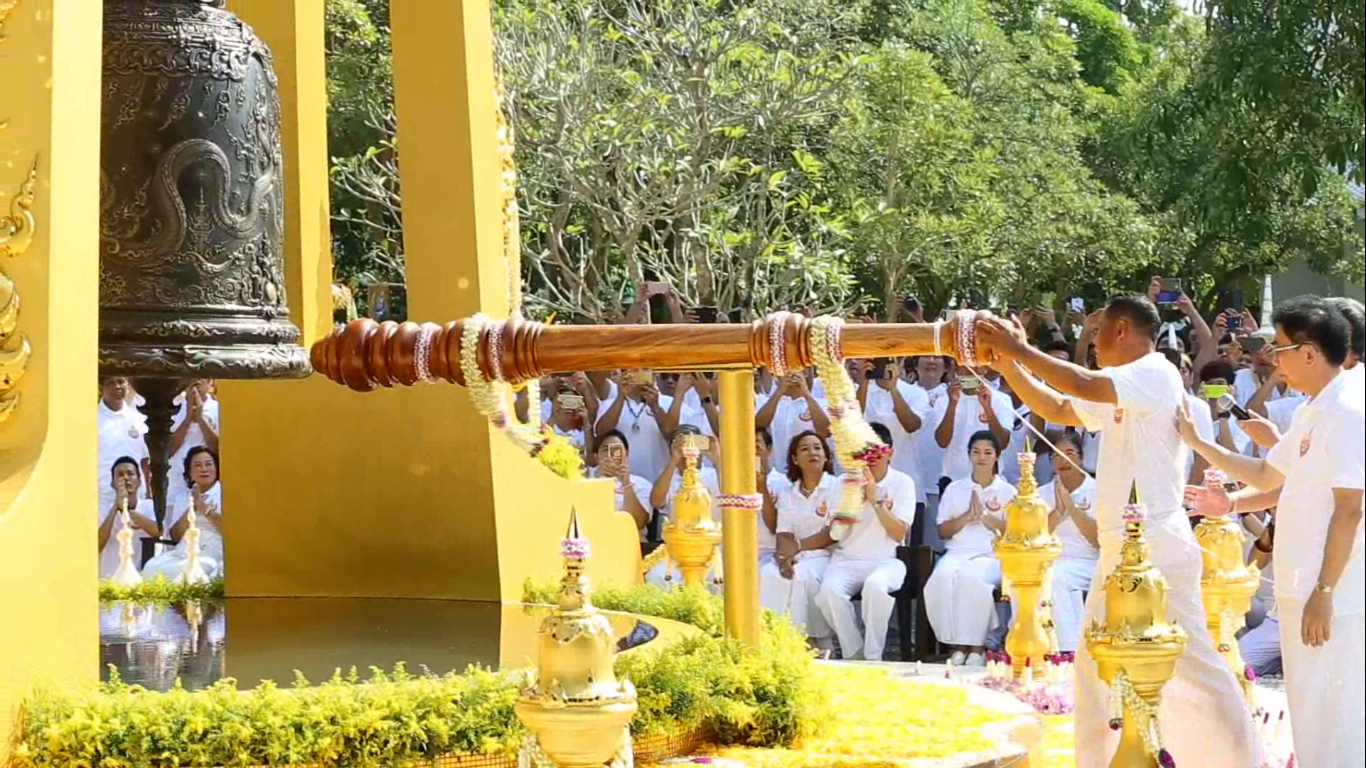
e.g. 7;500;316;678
806;316;890;524
1108;669;1175;767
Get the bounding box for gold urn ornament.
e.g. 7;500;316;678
660;435;722;587
1085;484;1187;768
1192;470;1260;706
994;440;1062;678
515;510;636;768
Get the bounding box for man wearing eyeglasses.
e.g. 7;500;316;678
1177;296;1365;768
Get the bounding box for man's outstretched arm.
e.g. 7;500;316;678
977;317;1118;405
999;363;1087;429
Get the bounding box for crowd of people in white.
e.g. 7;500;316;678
95;378;222;582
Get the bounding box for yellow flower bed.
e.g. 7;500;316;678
1042;714;1076;768
698;666;1010;767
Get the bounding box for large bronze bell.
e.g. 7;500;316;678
99;0;310;522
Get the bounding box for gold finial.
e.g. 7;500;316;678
558;508;591;612
1128;480;1140;507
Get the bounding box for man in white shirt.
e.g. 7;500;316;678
931;371;1016;488
814;423;917;661
97;457;160;579
756;370;830;465
97;376;150;517
1177;297;1364;768
913;357;950;548
858;358;932;503
595;372;676;482
979;294;1263;768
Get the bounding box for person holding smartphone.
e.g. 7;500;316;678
595;370;678;483
591;430;653;544
931;368;1016;491
756;370;831;470
855;358;932;512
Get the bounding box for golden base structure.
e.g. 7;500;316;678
660;437;724;588
1085;487;1187;768
995;446;1062;678
1193;471;1260;706
515;511;638;768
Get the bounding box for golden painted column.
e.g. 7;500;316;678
719;370;762;647
0;0;104;754
217;0;638;602
227;0;332;346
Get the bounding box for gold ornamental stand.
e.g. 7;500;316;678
660;436;722;587
1192;471;1260;706
994;444;1061;679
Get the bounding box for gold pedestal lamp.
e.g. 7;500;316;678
516;511;637;768
1086;485;1187;768
661;435;722;587
1192;470;1260;705
994;443;1062;679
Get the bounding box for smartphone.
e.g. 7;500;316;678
1069;297;1085;313
1242;336;1268;354
960;375;982;394
1202;383;1230;401
870;358;890;380
607;443;625;462
904;295;921;313
557;392;585;411
1156;278;1182;306
626;369;654;387
693;305;719;324
646;281;671;296
1226;315;1242;331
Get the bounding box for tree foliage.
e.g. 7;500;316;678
322;0;1364;322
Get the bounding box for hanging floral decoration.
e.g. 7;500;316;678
1108;669;1176;768
806;316;888;525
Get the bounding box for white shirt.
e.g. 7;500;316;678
1071;352;1190;531
776;473;839;560
758;469;787;554
98;498;155;579
598;394;674;482
1265;394;1305;435
1040;476;1100;560
591;468;653;541
1000;408;1064;488
1185;392;1216;479
767;395;828;468
835;467;917;562
657;466;722;524
863;381;932;502
938;476;1017;556
97;400;149;502
914;383;949;496
1234;368;1292;408
167;483;223;559
932;388;1018;482
170;397;220;486
677;389;716;437
1265;371;1365;613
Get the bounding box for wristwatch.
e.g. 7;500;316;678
701;397;714;405
1314;582;1334;595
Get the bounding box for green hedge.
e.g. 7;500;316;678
98;577;226;606
11;584;821;767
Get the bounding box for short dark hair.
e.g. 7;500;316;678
785;429;833;482
869;421;894;446
1160;347;1183;370
182;445;220;487
595;429;630;454
1326;297;1365;359
755;426;773;450
1272;296;1351;367
1049;430;1084;456
1199;359;1235;384
1104;293;1161;342
111;455;141;480
671;424;703;443
967;429;1002;455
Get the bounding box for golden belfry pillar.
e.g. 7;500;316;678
0;0;104;753
218;0;640;601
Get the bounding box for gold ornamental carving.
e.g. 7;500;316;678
0;158;37;424
994;441;1062;679
0;0;21;41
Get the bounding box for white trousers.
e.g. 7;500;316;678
923;551;1001;647
814;556;906;661
1050;555;1098;654
1076;513;1262;768
1238;615;1281;677
759;556;832;638
1277;600;1366;768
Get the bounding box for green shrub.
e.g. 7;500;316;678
98;576;226;606
12;583;821;767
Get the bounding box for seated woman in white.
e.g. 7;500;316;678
97;456;160;580
1039;431;1099;655
590;429;654;542
143;447;224;582
925;430;1016;667
814;422;917;661
646;426;722;591
762;431;837;646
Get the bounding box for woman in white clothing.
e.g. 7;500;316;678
97;457;161;580
591;430;653;541
1040;431;1099;654
762;431;837;644
143;447;224;582
925;431;1016;666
